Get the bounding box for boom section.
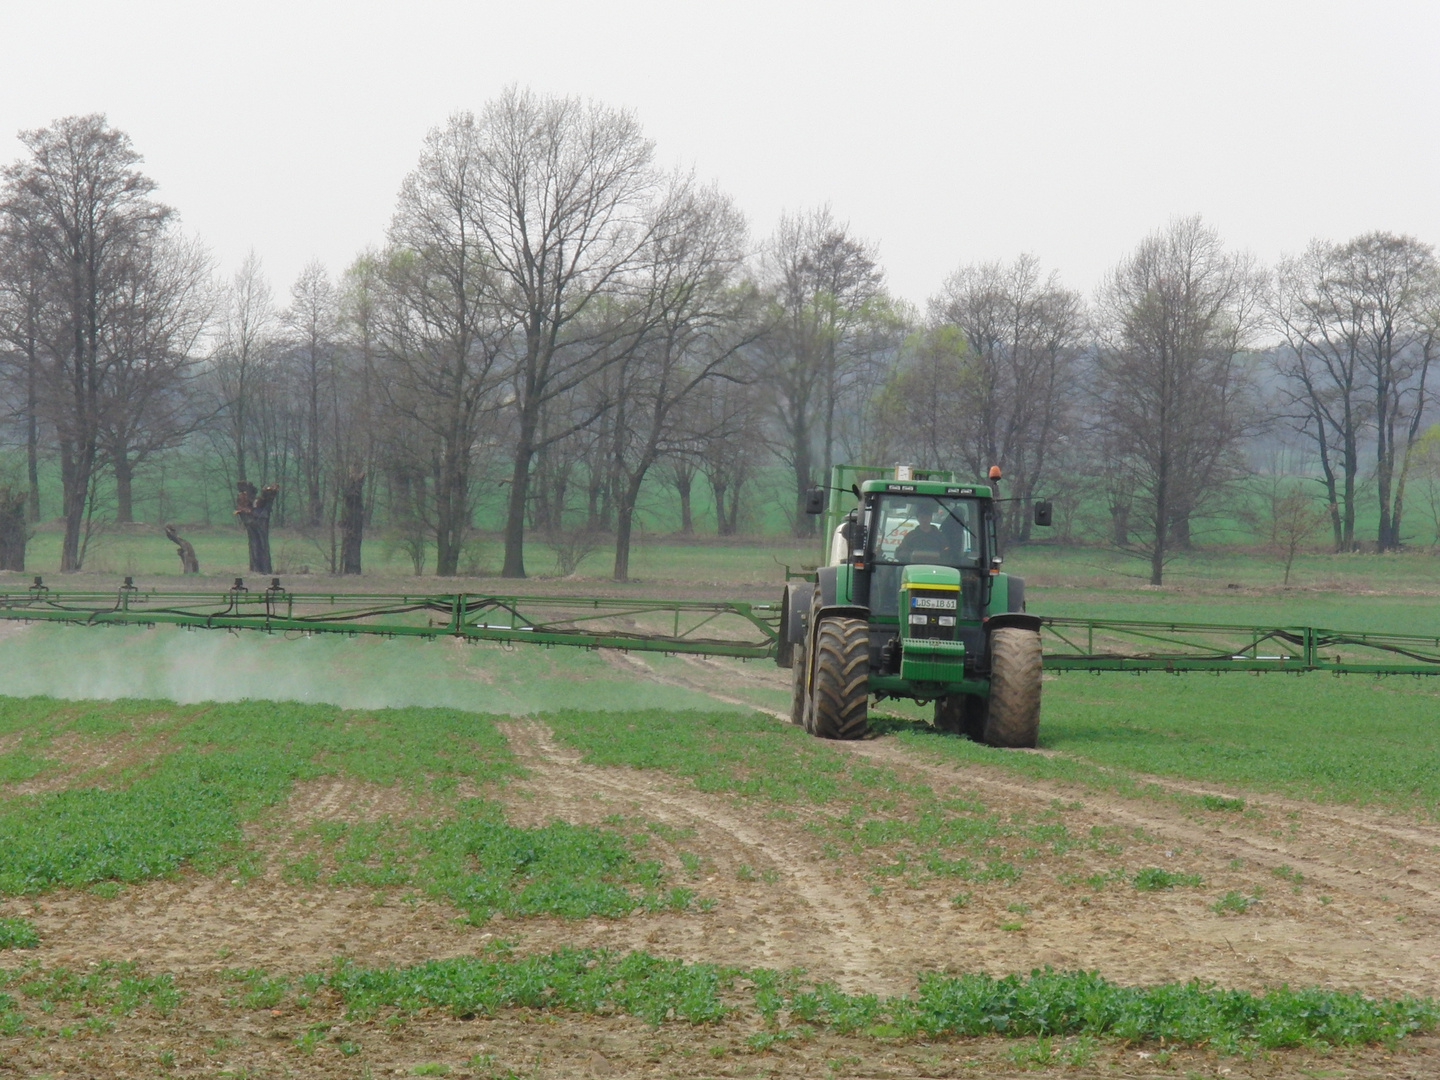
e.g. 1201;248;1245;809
1040;616;1440;675
0;584;780;659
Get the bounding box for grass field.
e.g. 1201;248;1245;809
2;537;1440;1076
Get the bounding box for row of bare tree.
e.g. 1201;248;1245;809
2;102;1438;584
876;219;1440;583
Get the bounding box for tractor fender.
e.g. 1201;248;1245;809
778;583;815;668
984;612;1042;634
1007;575;1026;613
817;604;869;623
816;564;839;607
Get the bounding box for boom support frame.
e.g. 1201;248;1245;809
0;583;1437;678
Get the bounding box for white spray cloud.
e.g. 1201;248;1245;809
0;623;736;714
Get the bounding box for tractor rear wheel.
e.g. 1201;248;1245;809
983;627;1042;748
811;616;869;740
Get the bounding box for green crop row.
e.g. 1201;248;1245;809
322;947;1437;1052
288;803;692;921
0;960;180;1036
1;950;1429;1053
0;699;694;919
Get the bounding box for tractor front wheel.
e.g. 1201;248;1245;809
811;616;870;740
983;627;1042;748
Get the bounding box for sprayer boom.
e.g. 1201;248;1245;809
1;582;1438;678
0;581;781;659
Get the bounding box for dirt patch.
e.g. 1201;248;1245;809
279;775;458;826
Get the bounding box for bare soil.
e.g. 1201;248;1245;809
3;657;1440;1077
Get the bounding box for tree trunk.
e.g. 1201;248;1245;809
0;491;27;571
712;480;730;536
501;407;540;579
339;471;364;575
723;481;742;536
675;469;694;535
1315;430;1342;552
235;481;278;574
434;447;466;577
612;472;647;583
164;524;199;574
25;364;39;523
59;443;90;573
791;441;814;539
1169;506;1191;550
1109;503;1129;547
115;455;134;524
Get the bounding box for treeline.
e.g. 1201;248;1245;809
1;95;1438;584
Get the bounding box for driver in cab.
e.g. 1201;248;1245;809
894;504;945;563
894;503;970;566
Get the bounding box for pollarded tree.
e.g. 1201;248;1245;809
1091;217;1266;585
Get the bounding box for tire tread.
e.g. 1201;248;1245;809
983;627;1042;748
812;616;869;740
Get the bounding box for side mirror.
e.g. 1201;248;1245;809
1033;500;1053;527
804;486;826;515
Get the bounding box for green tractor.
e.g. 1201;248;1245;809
779;464;1049;745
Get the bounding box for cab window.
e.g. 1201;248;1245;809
870;495;980;567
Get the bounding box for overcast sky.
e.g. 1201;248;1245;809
3;0;1436;309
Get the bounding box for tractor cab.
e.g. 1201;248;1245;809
859;487;987;619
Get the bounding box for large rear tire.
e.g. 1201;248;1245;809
983;627;1042;748
811;616;870;740
789;619;809;726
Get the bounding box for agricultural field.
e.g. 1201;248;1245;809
1;538;1440;1077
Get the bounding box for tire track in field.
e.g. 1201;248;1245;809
608;649;1440;925
497;718;905;993
844;738;1440;919
601;650;787;716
